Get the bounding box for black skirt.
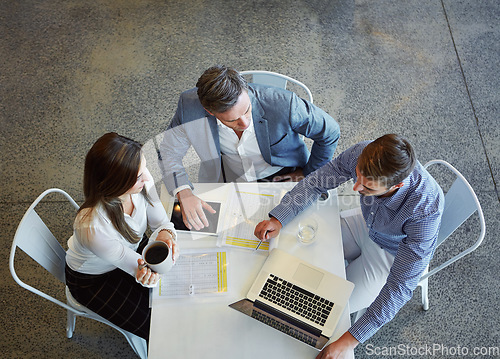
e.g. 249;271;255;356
65;235;151;340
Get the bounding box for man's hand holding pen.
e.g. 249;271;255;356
254;217;283;242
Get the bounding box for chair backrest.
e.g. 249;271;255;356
240;70;314;103
420;160;486;280
9;189;80;311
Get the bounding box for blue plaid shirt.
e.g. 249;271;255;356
270;141;444;343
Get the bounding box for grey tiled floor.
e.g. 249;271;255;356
1;0;498;358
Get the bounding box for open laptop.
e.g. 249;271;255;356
229;248;354;350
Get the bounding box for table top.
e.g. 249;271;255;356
149;182;353;359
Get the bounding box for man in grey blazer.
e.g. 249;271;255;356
160;65;340;230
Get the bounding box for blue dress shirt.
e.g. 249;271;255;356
269;141;444;343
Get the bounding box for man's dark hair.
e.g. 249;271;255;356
196;65;248;114
357;134;417;187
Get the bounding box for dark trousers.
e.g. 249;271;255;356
257;166;297;182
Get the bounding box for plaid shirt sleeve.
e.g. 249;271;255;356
269;142;365;225
349;207;443;343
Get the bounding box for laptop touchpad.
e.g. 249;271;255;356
293;263;324;290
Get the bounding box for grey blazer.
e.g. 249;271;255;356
160;84;340;194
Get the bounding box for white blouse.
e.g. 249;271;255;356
66;171;175;276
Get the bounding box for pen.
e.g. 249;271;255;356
255;230;268;250
255;239;263;251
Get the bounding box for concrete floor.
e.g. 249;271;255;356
1;0;499;358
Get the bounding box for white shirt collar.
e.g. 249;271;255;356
216;117;255;134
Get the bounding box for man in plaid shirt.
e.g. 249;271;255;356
255;134;444;358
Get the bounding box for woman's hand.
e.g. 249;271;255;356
156;229;180;262
136;258;160;286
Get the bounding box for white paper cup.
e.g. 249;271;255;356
297;218;318;245
142;241;174;274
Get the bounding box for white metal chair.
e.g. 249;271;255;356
418;160;486;310
354;160;486;321
240;70;314;103
9;188;147;359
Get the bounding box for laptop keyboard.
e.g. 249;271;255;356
259;274;334;326
251;310;318;346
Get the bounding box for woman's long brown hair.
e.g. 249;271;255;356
79;132;151;243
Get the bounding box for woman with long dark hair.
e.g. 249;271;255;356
65;132;178;340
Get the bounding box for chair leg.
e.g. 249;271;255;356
66;309;76;338
122;332;147;359
420;278;429;311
